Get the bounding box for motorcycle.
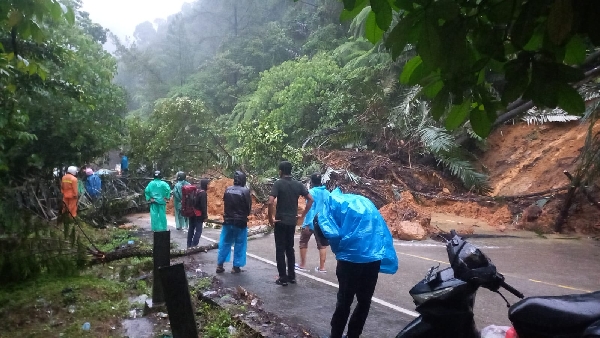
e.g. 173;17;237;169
396;230;600;338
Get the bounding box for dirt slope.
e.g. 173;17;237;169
481;121;593;196
479;121;600;234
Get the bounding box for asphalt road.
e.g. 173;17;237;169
128;213;600;338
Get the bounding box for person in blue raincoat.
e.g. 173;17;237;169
296;172;330;273
216;171;251;274
120;152;129;175
84;168;102;199
145;171;171;232
173;171;190;230
316;188;398;338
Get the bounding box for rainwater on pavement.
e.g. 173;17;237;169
127;213;600;338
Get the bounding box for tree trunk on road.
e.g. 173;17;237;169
90;226;271;265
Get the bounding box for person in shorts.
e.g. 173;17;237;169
296;172;330;273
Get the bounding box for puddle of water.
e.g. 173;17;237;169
122;318;154;338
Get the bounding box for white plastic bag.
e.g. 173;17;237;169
481;325;511;338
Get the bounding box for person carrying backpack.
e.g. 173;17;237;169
173;171;190;230
217;171;251;274
188;179;209;248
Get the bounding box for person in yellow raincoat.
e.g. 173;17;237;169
61;166;79;217
145;171;171;231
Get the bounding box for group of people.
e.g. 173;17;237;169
267;161;398;338
60;165;102;217
145;161;398;338
59;157;395;337
144;170;216;249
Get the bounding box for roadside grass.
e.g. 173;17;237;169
0;224;154;338
0;223;261;338
189;277;260;338
0;275;128;337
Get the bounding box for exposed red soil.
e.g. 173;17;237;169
322;121;600;238
480;121;600;234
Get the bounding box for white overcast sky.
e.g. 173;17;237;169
81;0;190;40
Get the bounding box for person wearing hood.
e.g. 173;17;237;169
296;172;330;273
217;171;251;274
188;179;209;248
316;188;398;338
173;171;191;230
145;171;171;232
61;166;79;217
84;168;102;200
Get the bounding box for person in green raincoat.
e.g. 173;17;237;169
145;171;171;231
173;171;190;230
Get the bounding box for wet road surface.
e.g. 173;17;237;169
128;213;600;337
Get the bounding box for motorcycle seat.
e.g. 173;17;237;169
509;291;600;335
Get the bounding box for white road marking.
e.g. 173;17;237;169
200;234;420;318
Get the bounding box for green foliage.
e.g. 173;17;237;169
196;302;235;338
338;0;600;137
236;53;379;136
389;87;491;192
1;0;126;180
234;118;304;172
128;97;228;174
0;199;87;285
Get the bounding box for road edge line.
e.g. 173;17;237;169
201;235;419;318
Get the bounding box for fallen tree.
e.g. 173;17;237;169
90;226;272;265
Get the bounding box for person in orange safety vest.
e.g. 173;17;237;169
61;166;79;217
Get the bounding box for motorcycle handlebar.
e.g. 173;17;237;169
500;280;525;299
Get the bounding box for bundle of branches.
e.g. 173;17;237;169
10;177;62;221
321;167;394;208
79;174;148;227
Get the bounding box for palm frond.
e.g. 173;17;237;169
332;39;373;65
418;126;456;153
522;107;580;125
349;6;372;39
436;153;492;194
524;85;600;124
386;85;491;193
344;46;391;69
466;128;485;142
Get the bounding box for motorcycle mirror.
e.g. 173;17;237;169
435;233;450;243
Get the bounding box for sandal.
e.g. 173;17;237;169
231;267;242;273
314;267;327;273
216;266;225;273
